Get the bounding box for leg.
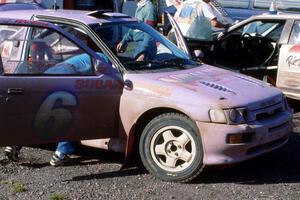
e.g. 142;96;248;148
50;141;76;166
4;146;22;161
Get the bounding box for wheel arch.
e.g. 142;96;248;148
123;107;194;168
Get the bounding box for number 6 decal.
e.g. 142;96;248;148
34;91;77;140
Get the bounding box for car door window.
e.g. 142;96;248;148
289;21;300;44
30;27;95;75
0;25;27;74
0;25;95;75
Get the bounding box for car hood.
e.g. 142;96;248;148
126;64;282;110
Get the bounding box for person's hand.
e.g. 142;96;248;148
136;54;145;61
116;42;124;53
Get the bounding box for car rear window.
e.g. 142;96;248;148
254;0;300;12
217;0;249;9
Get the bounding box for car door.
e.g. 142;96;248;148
277;20;300;100
0;19;123;146
167;13;191;57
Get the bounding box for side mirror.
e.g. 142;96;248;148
94;58;111;74
13;40;20;47
124;79;133;90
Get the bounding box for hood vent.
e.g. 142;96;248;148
199;81;236;95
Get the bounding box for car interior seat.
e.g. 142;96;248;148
15;40;54;74
28;40;54;73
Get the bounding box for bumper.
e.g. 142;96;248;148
196;110;293;165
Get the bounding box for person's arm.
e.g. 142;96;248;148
201;3;228;28
211;18;226;28
116;29;133;52
136;33;153;61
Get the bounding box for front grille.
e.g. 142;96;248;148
247;100;284;122
255;107;283;121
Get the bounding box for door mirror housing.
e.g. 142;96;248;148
94;58;112;75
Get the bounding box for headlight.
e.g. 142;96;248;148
209;109;227;123
226;108;247;124
209;108;247;124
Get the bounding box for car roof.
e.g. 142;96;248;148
0;9;137;25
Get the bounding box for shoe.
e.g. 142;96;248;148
49;152;71;166
4;146;21;161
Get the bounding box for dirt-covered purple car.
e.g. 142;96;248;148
0;10;293;182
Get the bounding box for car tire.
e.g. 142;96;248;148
139;113;204;182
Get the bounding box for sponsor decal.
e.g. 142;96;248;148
75;79;123;90
285;45;300;70
34;91;77;140
285;55;300;69
15;19;48;27
288;45;300;53
159;69;222;85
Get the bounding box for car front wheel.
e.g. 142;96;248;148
139;113;204;182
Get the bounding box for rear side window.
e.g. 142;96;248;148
254;0;300;11
0;25;26;74
217;0;249;9
289;21;300;44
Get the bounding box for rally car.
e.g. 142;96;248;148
169;12;300;101
0;10;293;182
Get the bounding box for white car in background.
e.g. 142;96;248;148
170;12;300;101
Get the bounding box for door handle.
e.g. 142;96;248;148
0;94;10;103
7;88;24;94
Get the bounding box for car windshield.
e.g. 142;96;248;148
90;22;199;72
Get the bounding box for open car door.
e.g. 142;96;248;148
277;44;300;100
277;21;300;100
167;13;191;57
0;19;122;146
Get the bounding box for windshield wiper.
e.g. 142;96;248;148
123;58;197;71
124;60;159;68
162;58;197;68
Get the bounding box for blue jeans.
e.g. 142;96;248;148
56;141;76;155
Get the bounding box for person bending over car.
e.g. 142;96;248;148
116;0;158;61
